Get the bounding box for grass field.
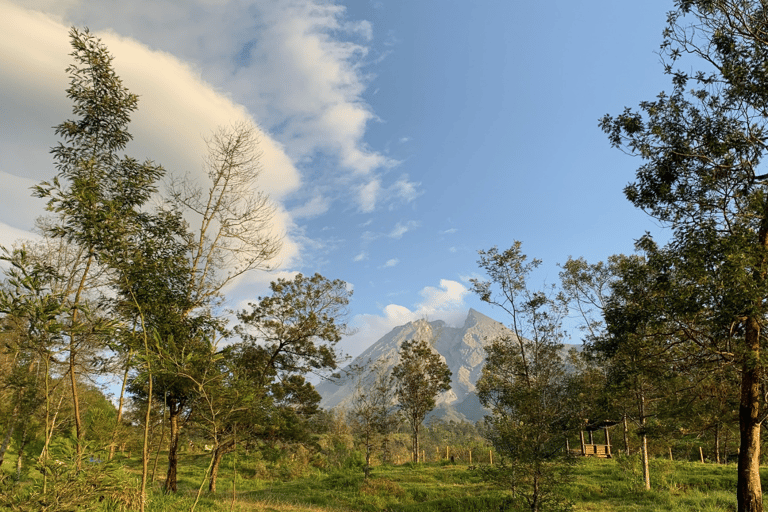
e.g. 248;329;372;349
1;449;748;511
128;453;745;512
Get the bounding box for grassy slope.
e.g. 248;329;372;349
134;453;747;512
0;445;747;511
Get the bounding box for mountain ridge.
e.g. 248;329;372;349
317;308;513;422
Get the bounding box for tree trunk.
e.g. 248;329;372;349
715;422;721;465
737;317;763;512
413;421;420;463
109;349;132;461
639;392;650;491
164;400;182;493
15;423;29;481
0;404;18;468
623;414;630;456
69;344;83;468
209;439;235;494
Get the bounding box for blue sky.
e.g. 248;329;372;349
0;0;675;358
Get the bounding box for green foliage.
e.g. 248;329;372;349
0;455;140;511
392;339;452;464
601;2;768;507
35;27;164;252
472;242;577;512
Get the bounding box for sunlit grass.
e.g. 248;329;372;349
1;446;748;511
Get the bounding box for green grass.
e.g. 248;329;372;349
1;448;752;511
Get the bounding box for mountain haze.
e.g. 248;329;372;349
317;309;512;422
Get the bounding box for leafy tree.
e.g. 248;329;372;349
472;243;576;512
0;247;65;472
197;273;351;493
348;362;399;477
392;338;452;464
33;26;165;468
600;2;768;508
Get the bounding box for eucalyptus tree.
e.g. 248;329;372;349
471;243;576;512
600;2;768;507
33;27;165;467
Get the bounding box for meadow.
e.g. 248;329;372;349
54;452;742;511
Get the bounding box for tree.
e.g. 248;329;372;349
33;26;165;469
0;247;65;473
600;2;768;508
471;243;576;512
167;122;282;310
392;338;452;464
197;273;351;493
348;362;398;478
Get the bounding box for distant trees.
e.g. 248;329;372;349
392;339;452;464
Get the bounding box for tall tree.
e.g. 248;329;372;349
34;27;164;466
392;338;452;464
471;243;575;512
601;2;768;508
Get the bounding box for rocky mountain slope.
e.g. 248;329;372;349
317;308;513;423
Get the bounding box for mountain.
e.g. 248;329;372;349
317;308;513;423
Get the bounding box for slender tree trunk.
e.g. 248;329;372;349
140;356;153;512
413;421;420;463
109;349;133;461
737;317;763;512
623;414;630;456
151;396;167;482
69;253;93;469
209;441;233;494
164;400;182;493
639;391;650;491
715;422;721;465
15;423;30;481
0;404;19;468
532;469;540;512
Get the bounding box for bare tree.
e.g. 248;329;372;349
167;123;282;310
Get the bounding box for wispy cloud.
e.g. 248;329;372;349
382;258;399;268
358;179;381;213
353;251;368;262
389;220;420;239
291;194;331;219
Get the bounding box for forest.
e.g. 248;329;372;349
4;1;768;511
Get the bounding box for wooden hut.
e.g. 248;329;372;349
575;420;617;458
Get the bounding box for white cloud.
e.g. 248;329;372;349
358;179;380;213
291;194;331;219
382;258;399;268
36;0;393;177
388;220;419;239
0;2;303;267
353;251;368;262
389;175;421;205
340;279;470;358
0;222;41;250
